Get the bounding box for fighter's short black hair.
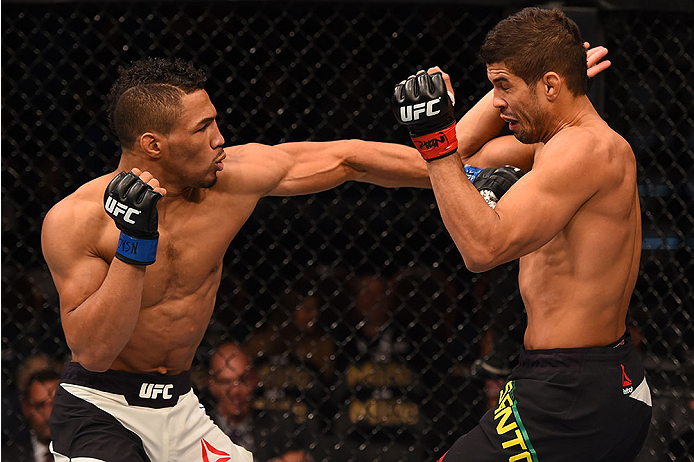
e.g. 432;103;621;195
480;7;588;96
107;57;208;149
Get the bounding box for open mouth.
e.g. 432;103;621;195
501;114;519;130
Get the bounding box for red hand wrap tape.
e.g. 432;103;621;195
410;123;458;161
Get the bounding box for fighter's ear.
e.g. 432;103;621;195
542;72;562;101
139;132;164;159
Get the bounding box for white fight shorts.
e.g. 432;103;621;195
49;362;253;462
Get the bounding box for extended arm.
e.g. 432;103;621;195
455;90;538;171
263;139;431;196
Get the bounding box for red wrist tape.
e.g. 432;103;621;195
410;123;458;161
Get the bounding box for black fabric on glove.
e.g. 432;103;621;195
473;166;524;208
393;72;458;161
104;171;162;239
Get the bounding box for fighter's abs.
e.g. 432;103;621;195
112;267;222;373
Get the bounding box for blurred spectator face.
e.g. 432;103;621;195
293;296;319;333
17;355;52;395
21;377;59;444
208;344;258;422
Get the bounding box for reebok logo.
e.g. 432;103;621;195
399;97;441;122
621;364;633;395
139;383;174;399
105;196;141;224
201;439;231;462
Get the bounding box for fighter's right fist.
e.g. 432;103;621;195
104;171;162;265
393;70;458;161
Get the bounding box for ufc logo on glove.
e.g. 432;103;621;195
399;98;442;122
104;196;141;224
393;72;458;161
104;171;162;265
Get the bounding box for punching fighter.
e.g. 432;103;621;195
393;7;651;461
41;56;519;461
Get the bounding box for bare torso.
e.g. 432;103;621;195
519;119;641;349
50;145;274;375
97;175;257;374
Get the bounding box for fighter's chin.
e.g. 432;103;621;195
202;175;218;188
513;130;540;144
193;174;218;189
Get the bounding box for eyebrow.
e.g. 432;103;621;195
196;115;217;128
490;76;510;84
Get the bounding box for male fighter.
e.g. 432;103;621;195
40;57;438;462
393;7;651;461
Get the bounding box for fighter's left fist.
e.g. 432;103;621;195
473;166;524;209
393;69;458;161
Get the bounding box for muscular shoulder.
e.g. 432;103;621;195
45;176;111;223
216;143;292;196
42;175;113;258
539;122;632;175
534;122;636;208
541;126;601;162
545;121;631;162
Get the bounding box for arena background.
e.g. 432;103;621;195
2;0;692;460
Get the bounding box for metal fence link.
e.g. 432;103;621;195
2;2;692;461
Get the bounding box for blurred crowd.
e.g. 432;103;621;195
2;265;692;462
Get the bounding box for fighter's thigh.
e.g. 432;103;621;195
49;386;150;462
440;380;540;462
439;422;509;462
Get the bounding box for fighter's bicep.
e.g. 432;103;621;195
494;153;599;257
42;209;109;315
264;142;350;197
494;176;575;253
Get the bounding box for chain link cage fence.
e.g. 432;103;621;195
2;1;692;461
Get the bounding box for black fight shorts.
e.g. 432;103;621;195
440;333;652;462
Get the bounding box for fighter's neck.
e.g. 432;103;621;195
541;95;598;143
116;154;195;199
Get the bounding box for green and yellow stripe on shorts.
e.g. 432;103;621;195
493;380;539;462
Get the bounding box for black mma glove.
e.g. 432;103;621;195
464;165;524;209
104;171;162;265
393;71;458;161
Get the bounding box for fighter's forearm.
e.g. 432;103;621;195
64;260;145;372
347;140;431;188
427;155;509;272
266;139;431;197
455;90;505;162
